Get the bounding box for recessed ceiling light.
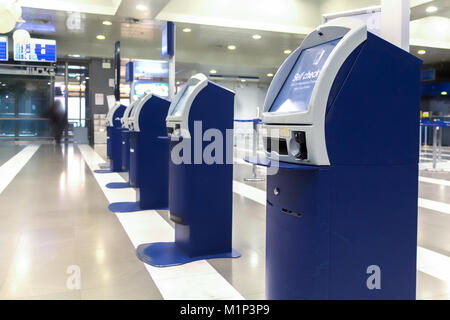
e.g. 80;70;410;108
136;4;148;11
69;54;81;58
103;21;112;26
209;69;217;74
417;49;426;55
267;73;274;77
96;35;106;40
442;91;448;96
182;28;192;33
241;79;246;82
426;6;438;13
252;34;262;40
227;45;236;50
284;49;292;54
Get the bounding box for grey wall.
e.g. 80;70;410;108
88;58;115;115
87;58;115;144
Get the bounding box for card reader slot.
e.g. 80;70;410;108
264;137;288;155
281;208;302;218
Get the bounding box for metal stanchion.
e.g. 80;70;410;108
432;126;438;170
438;124;443;162
244;119;265;182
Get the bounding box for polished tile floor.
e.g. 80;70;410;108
0;141;449;299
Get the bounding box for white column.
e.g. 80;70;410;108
168;28;176;99
381;0;410;51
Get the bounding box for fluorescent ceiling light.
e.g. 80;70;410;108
241;79;246;82
252;34;262;40
209;69;217;74
103;21;112;26
267;73;274;77
182;28;191;32
227;45;236;50
426;6;438;13
136;4;148;11
96;35;106;40
284;49;292;54
417;49;426;54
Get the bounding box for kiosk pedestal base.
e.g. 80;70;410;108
108;201;168;213
94;169;112;174
136;242;240;267
106;182;130;189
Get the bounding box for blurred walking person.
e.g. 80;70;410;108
47;87;66;144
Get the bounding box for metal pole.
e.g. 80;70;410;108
424;126;428;146
419;123;422;147
168;27;176;99
64;61;69;141
432;126;437;170
438;125;442;162
244;120;264;182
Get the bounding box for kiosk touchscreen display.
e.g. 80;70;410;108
269;38;341;113
170;83;196;116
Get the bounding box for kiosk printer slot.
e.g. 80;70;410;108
120;99;140;172
105;102;126;172
136;73;240;266
126;93;170;209
261;18;421;299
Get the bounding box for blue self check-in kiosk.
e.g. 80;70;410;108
260;18;421;299
105;102;126;172
108;92;171;212
120;99;141;172
136;73;240;266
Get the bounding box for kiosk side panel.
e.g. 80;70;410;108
325;33;422;166
329;164;418;299
171;83;235;257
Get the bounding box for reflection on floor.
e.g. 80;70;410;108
0;142;448;299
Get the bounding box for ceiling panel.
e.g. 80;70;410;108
20;0;123;16
2;0;449;82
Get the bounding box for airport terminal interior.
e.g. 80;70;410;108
0;0;450;301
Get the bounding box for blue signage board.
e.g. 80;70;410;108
14;38;56;62
421;69;435;82
161;21;175;58
0;36;8;61
125;61;134;83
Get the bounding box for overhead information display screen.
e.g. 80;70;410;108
14;38;56;62
170;83;196;116
270;38;341;113
0;36;8;61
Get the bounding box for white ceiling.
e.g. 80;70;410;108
3;0;450;82
19;0;123;16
